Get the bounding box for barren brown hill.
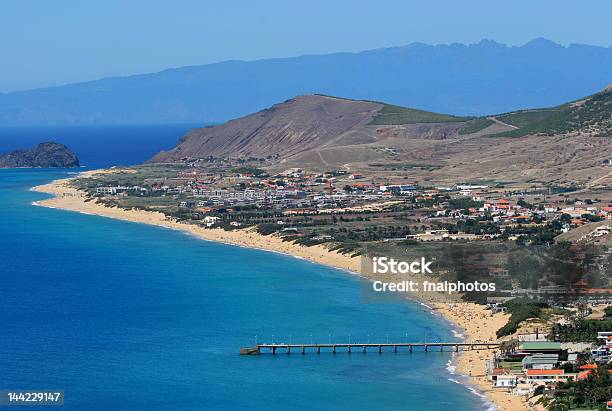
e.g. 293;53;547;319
151;95;469;163
151;90;611;190
152;95;382;161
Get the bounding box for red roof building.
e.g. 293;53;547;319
526;369;564;376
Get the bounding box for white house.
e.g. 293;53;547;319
203;216;220;227
495;375;517;388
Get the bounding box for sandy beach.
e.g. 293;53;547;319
436;304;530;411
32;170;529;411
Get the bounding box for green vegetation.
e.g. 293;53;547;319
458;117;494;134
540;365;611;411
368;162;442;171
498;360;523;372
448;197;483;210
443;219;501;235
230;166;266;177
496;298;547;337
255;223;282;235
368;103;472;125
328;242;363;256
550;319;612;343
491;87;612;137
73;164;188;189
498;109;561;129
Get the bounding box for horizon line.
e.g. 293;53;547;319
2;37;611;95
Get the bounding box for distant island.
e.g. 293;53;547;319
1;38;611;126
0;142;79;168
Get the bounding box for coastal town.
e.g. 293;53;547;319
55;156;611;410
30;86;611;411
85;160;612;242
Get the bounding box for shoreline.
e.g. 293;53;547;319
32;170;529;411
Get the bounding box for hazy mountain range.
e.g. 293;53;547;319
1;38;611;126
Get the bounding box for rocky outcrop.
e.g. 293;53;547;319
0;142;79;168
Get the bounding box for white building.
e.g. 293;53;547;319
96;187;117;195
203;216;220;228
495;375;517;388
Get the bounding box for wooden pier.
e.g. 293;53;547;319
240;342;499;355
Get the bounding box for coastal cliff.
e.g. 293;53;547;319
0;142;79;168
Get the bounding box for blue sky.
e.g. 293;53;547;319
2;0;611;92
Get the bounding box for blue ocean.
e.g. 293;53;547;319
0;126;489;410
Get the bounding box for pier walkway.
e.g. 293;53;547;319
240;342;500;355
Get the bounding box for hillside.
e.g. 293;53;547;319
150;95;470;162
1;39;612;126
490;85;612;137
0;142;79;168
368;103;471;125
151;90;612;189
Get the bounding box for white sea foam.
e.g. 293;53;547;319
419;301;434;310
446;359;456;374
31;201;57;209
448;377;497;410
452;329;465;339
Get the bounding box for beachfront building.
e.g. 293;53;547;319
489;368;521;388
520;341;562;354
96;186;117;195
494;374;518;388
525;369;576;385
591;331;612;363
203;216;220;227
521;353;559;370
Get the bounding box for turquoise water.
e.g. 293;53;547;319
0;126;489;410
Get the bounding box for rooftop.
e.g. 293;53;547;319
522;353;559;364
521;342;561;351
526;369;564;376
